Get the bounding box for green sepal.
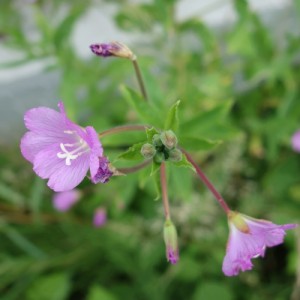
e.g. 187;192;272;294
117;142;145;161
150;161;161;176
173;153;195;172
146;127;160;143
179;136;222;151
164;100;180;131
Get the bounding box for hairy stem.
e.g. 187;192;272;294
99;124;149;138
117;159;151;174
160;162;170;219
182;149;230;214
132;58;148;101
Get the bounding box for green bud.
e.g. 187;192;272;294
141;143;156;159
163;219;179;264
168;148;182;162
154;152;165;163
152;134;163;147
160;130;178;149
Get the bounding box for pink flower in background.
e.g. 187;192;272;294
53;190;81;212
20;102;112;192
93;208;107;227
291;130;300;152
223;211;297;276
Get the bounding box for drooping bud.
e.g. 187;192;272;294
160;130;178;150
90;41;136;60
168;148;182;162
141;143;156;159
163;218;179;264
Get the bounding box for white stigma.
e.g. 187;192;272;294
57;137;89;166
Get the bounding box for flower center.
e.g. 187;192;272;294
57;134;89;166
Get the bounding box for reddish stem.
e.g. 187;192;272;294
160;162;170;219
182;149;230;214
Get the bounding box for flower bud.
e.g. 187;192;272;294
141;143;156;159
154;152;165;163
163;219;179;264
152;134;163;148
160;130;178;149
168;148;182;162
90;41;136;60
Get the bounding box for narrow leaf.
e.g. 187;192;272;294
179;136;222;151
164;100;180;131
117;143;144;161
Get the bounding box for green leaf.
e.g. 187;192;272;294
26;273;71;300
87;285;117;300
120;85;163;126
117;142;144;161
146;127;160;142
152;171;161;201
179;136;222;151
173;153;195;172
164;100;180;131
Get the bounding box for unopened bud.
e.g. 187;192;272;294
168;148;182;162
160;130;178;149
90;41;136;60
141;143;156;159
154;152;165;163
163;219;179;264
152;134;163;148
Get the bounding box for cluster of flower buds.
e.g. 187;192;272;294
141;130;182;163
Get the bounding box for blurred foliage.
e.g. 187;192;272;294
0;0;299;299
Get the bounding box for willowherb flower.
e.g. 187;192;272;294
291;130;300;152
53;189;81;212
93;207;107;227
20;102;112;192
223;211;297;276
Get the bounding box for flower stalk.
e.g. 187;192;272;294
182;149;230;214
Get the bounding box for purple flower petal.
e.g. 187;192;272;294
53;189;80;211
91;156;113;184
222;212;297;276
20;101;109;192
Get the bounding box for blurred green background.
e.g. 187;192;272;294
0;0;299;299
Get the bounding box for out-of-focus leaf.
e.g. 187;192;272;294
87;285;117;300
26;272;71;300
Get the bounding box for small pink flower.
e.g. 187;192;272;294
93;208;107;227
20;102;112;192
291;130;300;152
53;190;80;212
223;211;297;276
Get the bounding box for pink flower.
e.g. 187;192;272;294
20;102;112;192
223;211;297;276
93;208;107;227
291;130;300;152
53;189;80;212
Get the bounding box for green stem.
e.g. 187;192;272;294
132;58;148;101
118;159;151;174
99;124;149;138
182;149;230;214
160;162;170;219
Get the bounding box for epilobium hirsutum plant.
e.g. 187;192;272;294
20;41;297;277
